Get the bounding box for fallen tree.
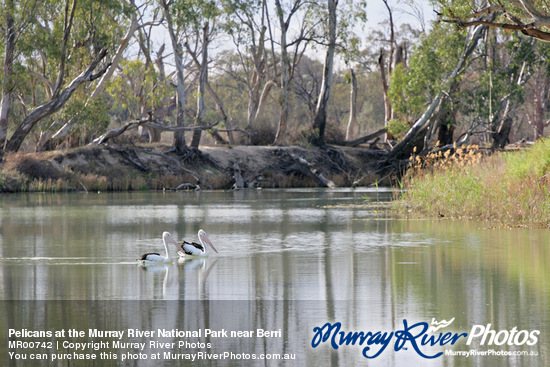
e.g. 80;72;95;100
90;118;251;146
343;128;386;147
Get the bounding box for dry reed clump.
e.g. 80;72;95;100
400;140;550;227
408;142;483;173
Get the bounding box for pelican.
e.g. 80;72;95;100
139;232;180;263
178;229;219;257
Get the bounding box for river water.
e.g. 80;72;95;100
0;189;547;366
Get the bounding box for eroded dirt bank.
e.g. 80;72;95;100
0;144;390;192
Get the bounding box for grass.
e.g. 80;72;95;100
398;140;550;227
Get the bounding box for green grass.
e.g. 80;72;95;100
398;139;550;227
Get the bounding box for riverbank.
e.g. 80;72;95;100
397;139;550;228
0;144;388;192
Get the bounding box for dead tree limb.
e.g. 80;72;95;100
232;161;245;189
90;118;249;145
343;128;386;147
284;151;335;188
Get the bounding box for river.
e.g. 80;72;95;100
0;189;547;366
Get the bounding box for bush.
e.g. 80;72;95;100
249;124;276;145
3;153;63;180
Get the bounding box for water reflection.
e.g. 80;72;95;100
0;190;548;366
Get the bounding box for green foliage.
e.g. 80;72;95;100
505;138;550;180
61;96;110;138
459;34;534;122
386;119;410;139
1;0;127;150
171;0;221;31
106;59;171;120
388;22;466;120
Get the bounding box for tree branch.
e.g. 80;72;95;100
4;49;110;153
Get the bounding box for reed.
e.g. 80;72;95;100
398;140;550;227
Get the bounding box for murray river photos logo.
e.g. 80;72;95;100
310;318;540;359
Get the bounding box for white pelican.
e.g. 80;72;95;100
178;229;219;257
139;232;180;263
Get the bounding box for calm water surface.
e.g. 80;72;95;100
0;189;548;366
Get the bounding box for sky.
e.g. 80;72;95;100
138;0;438;72
365;0;436;33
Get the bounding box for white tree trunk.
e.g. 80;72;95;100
0;0;17;154
311;0;337;146
190;22;209;148
345;68;357;141
162;0;187;151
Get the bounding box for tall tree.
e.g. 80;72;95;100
2;0;113;154
160;0;187;152
387;21;489;160
40;0;143;150
222;0;273;136
345;68;357;140
0;0;38;156
309;0;366;146
188;21;210;147
272;0;314;144
379;0;396;132
370;3;421;141
0;0;17;155
310;0;337;146
165;0;222;148
524;42;550;140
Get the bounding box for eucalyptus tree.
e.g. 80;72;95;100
390;22;480;149
365;1;423;141
308;0;337;146
432;1;550;143
478;34;533;149
0;0;125;155
339;23;371;141
179;0;221;147
221;0;274;137
386;20;490;160
308;0;366;146
389;21;543;155
161;0;226;148
41;0;150;150
522;42;550;140
106;59;171;123
159;0;188;151
0;0;38;156
271;0;317;144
